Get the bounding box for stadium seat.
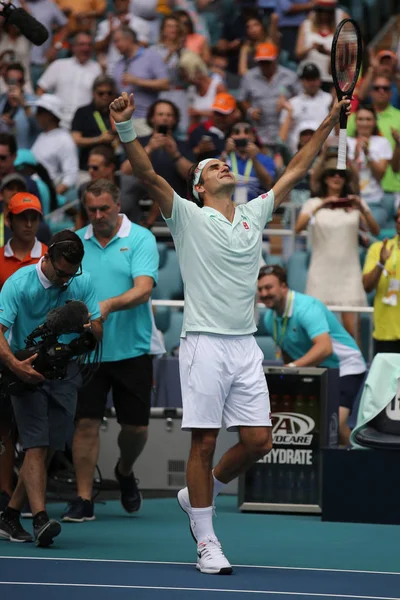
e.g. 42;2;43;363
255;335;277;360
153;305;170;333
157;243;168;269
287;250;309;293
153;249;183;300
162;310;183;353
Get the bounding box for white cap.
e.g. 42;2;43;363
35;94;63;121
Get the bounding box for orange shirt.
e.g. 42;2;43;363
0;238;47;289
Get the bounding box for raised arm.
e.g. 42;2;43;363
110;92;174;218
272;98;351;210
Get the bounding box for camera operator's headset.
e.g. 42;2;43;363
47;239;83;291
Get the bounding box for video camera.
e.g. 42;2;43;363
0;301;99;395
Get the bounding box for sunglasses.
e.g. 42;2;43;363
0;154;10;161
50;256;82;279
88;165;100;171
232;127;251;135
259;265;279;276
96;90;114;97
372;85;390;92
324;169;346;178
393;215;400;222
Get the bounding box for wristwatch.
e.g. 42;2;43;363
54;41;63;50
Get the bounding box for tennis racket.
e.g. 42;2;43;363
331;18;362;170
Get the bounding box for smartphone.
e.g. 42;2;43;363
235;138;248;149
157;125;168;135
332;198;352;209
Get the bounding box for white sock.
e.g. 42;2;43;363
191;506;215;543
212;471;226;502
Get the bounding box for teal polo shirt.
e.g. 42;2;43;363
164;191;274;337
76;215;159;362
0;259;101;353
347;105;400;193
263;291;366;376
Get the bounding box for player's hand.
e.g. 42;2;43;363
329;97;351;124
109;92;135;123
11;354;45;384
380;238;393;265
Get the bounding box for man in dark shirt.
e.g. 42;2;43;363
71;75;119;171
122;99;194;228
188;93;239;162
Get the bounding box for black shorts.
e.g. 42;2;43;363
339;372;366;413
76;355;153;426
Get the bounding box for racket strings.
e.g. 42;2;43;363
334;24;359;93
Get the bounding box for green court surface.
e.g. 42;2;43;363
0;496;398;572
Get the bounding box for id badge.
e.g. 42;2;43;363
382;278;400;306
234;186;248;205
274;347;282;360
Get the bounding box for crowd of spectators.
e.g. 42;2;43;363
0;2;400;370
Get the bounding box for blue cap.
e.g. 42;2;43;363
14;149;38;168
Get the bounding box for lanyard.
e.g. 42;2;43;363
93;111;107;133
273;290;294;351
230;153;253;183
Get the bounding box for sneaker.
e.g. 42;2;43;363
0;491;11;513
34;519;61;547
177;487;197;542
196;536;232;575
0;510;33;543
114;462;142;513
61;497;95;523
21;500;33;519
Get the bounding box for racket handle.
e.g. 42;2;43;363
337;127;347;170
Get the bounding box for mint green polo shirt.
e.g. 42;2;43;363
347;105;400;192
164;191;274;337
76;215;159;362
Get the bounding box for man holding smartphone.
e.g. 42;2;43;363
221;122;276;204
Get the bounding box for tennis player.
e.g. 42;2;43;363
110;92;350;575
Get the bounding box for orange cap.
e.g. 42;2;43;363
212;93;237;114
377;49;397;63
255;42;279;62
8;192;43;215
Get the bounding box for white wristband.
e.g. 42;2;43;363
115;120;137;143
287;362;297;368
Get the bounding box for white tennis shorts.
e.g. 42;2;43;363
179;333;272;431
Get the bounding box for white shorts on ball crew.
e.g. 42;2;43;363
179;333;272;431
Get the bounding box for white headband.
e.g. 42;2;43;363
192;158;214;201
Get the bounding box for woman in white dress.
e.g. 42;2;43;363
295;0;349;92
295;158;380;338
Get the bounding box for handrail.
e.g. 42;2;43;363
152;299;373;313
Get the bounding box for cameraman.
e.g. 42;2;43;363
0;230;103;547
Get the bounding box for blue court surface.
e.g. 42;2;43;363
1;557;400;599
0;498;399;599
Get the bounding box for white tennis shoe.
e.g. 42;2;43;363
177;487;197;542
196;535;233;575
